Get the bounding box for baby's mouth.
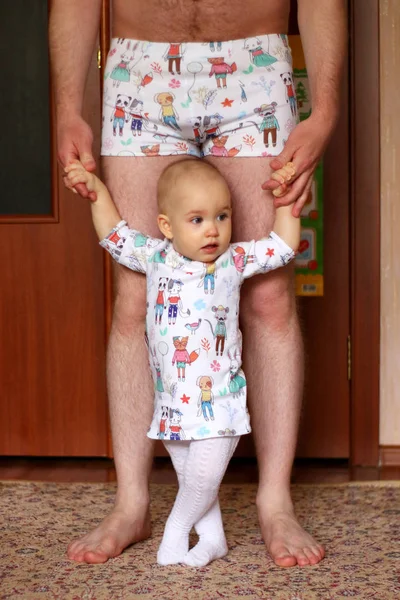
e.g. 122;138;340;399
202;243;218;251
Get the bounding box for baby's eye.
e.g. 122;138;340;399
217;213;229;221
191;217;203;224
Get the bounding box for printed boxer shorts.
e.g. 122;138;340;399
101;34;298;158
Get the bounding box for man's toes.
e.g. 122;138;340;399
83;549;110;564
303;547;319;565
295;550;311;567
310;544;325;562
67;542;85;561
272;547;297;567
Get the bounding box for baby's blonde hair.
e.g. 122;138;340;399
157;158;226;213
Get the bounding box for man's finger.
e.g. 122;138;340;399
269;145;296;172
58;148;79;169
80;152;96;172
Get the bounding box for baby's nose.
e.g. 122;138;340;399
206;223;219;236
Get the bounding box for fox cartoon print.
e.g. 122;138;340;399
171;337;200;382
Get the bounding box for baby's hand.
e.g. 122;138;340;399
64;159;99;201
270;162;296;198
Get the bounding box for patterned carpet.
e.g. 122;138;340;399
1;481;399;599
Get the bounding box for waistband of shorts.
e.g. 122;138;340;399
109;33;290;49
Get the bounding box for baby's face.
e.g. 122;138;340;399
162;174;232;262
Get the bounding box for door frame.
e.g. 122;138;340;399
350;0;380;467
99;0;382;466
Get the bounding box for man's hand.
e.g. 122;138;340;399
57;113;97;201
262;114;335;217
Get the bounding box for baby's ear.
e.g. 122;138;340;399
157;214;173;239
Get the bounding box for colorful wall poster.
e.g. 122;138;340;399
289;35;324;296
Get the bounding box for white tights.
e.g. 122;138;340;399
157;436;239;567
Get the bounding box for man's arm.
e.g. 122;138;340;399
49;0;102;197
297;0;347;126
262;0;347;216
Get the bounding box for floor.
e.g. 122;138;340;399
0;456;399;484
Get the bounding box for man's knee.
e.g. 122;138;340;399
241;268;297;330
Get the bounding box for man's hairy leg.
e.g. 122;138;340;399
206;156;325;567
67;156;184;563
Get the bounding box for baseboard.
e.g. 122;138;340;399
380;446;400;466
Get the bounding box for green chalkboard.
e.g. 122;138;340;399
0;0;52;216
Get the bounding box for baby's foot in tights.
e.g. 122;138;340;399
183;535;228;567
157;534;188;566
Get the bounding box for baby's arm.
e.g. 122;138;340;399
273;204;301;252
64;160;121;240
270;163;301;251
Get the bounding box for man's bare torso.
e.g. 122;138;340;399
113;0;290;42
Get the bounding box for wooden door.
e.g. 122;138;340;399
0;1;108;456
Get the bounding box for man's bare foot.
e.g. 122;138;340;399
257;496;325;567
67;505;151;564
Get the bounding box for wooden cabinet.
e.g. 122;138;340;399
0;30;108;456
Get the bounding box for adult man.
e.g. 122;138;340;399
49;0;346;567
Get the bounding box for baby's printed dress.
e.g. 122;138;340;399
100;221;295;441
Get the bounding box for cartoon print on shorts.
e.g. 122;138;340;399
209;41;222;52
151;346;164;392
228;349;247;398
103;34;296;159
167;279;191;325
254;101;280;149
196;375;215;421
209;135;242;157
188;116;204;143
163;43;186;75
172;337;199;382
154;277;169;325
203;113;223;139
238;80;248;103
243;37;278;71
141;144;161;156
204;305;229;356
168;408;186;440
110;41;138;87
111;94;132;137
129;98;146;136
187;115;225;144
158;405;169;439
155;92;181;131
208;58;237;89
198;262;217;294
280;72;298;117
